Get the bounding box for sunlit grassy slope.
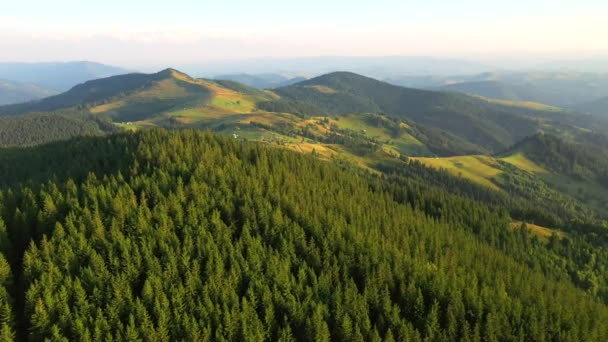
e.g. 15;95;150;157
471;95;564;112
414;148;608;215
414;149;551;190
510;221;567;241
500;152;547;173
412;155;503;191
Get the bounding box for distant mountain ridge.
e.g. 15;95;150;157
0;61;128;91
437;80;541;102
0;79;57;105
387;71;608;109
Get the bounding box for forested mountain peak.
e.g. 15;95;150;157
294;71;434;96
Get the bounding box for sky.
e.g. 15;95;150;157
1;0;607;68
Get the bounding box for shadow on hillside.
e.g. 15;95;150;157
0;133;137;189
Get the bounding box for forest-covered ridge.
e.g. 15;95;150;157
0;129;607;341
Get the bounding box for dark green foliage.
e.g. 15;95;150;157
257;100;325;117
376;158;608;301
509;133;608;185
0;252;15;342
408;124;487;156
0;130;606;340
0;113;119;147
273;83;381;114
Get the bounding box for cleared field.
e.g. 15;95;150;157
510;221;566;241
304;85;337;94
413;155;502;191
499;152;547;173
473;95;563;112
286;143;337;159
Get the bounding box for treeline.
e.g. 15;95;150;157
0;130;606;341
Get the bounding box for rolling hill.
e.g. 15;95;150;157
0;68;273;146
414;133;608;216
269;72;606;153
3;69;608;164
0;68;274;121
388;71;608;109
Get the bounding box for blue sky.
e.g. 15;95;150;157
1;0;607;66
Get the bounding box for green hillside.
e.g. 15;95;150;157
270;72;605;153
0;129;607;340
0;68;283;146
0;69;488;159
414;133;608;216
2;69;605;159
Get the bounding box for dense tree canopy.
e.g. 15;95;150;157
0;129;605;341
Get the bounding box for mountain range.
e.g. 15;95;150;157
2;68;603;155
387;71;608;111
2;66;608;340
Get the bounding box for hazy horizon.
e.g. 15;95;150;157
2;0;607;71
